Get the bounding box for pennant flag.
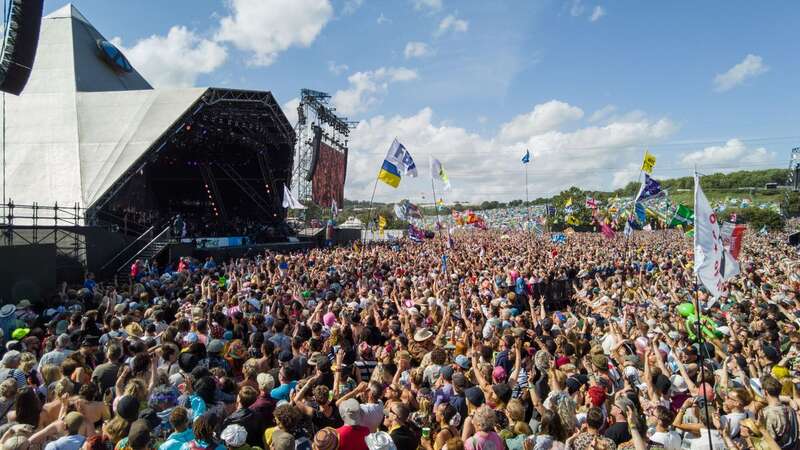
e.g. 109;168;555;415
521;149;531;164
378;139;417;188
669;204;694;227
694;173;740;298
331;199;339;218
282;184;306;209
641;151;656;174
378;216;387;230
636;174;662;202
601;222;615;239
430;156;451;190
564;197;573;207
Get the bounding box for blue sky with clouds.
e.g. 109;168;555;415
50;0;800;201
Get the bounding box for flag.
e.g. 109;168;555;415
635;174;662;202
378;139;417;188
378;216;387;230
670;204;694;227
565;197;573;207
759;225;768;236
566;215;580;226
408;224;425;242
721;223;746;259
694;173;739;298
585;197;597;209
282;184;306;209
521;149;531;164
641;151;656;174
331;199;339;218
635;202;647;224
601;222;615;239
643;223;652;231
430;156;451;190
624;219;633;237
551;233;566;244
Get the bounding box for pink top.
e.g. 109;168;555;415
465;432;506;450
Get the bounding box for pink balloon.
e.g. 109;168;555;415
634;337;648;355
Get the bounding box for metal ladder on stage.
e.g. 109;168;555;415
100;223;173;284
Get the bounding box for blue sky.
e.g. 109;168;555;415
49;0;800;201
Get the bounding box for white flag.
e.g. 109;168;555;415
429;156;451;190
282;184;306;209
694;173;739;298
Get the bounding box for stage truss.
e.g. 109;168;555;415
292;89;357;203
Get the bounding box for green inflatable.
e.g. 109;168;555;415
677;303;695;318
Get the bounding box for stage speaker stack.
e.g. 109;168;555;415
789;232;800;246
0;0;45;95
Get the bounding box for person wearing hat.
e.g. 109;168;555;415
0;351;26;389
0;305;23;344
114;419;153;450
220;424;258;450
221;387;262;448
43;411;86;450
336;399;368;450
201;340;231;375
312;427;338;450
365;431;396;450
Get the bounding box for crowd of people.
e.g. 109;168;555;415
1;228;799;450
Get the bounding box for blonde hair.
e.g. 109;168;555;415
124;379;147;402
103;416;130;443
53;378;74;398
472;405;497;432
40;364;62;385
19;353;36;373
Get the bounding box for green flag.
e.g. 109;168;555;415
670;204;694;227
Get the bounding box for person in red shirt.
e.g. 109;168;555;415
336;399;369;450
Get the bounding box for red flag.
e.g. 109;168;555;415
601;222;615;239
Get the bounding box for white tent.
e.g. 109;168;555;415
0;5;218;217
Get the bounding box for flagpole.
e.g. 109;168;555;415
363;175;380;247
431;177;441;237
692;168;714;450
524;162;530;231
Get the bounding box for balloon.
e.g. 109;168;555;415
685;315;719;342
634;337;649;355
677;303;695;318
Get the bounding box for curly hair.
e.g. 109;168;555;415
471;405;496;433
103;416;130;444
313;385;330;405
274;404;302;432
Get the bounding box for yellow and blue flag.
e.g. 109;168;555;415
378;139;417;188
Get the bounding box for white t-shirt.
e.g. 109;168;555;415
649;430;682;450
721;411;751;438
686;429;726;450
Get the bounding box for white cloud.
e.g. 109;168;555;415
499;100;584;142
713;54;769;92
588;104;616;123
404;41;433;59
590;6;605;21
328;61;349;75
570;0;585;17
376;13;391;24
342;0;364;15
413;0;442;12
215;0;333;66
332;67;419;116
680;139;775;169
112;26;227;87
345;102;676;201
435;14;468;37
282;97;301;127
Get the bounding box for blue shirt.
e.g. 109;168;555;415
45;435;86;450
159;429;195;450
270;381;298;401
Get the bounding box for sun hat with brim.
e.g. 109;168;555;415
365;431;396;450
15;300;31;309
313;427;339;450
221;424;248;447
10;328;29;341
413;328;433;342
0;305;15;318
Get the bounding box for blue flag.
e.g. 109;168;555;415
521;149;531;164
636;174;662;202
635;202;647;225
551;233;566;244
